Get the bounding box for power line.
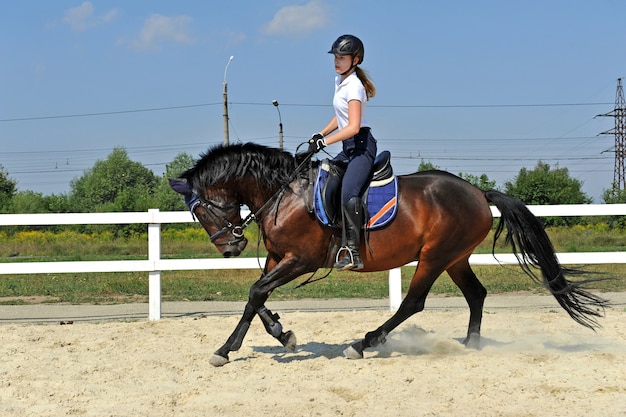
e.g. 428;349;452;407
393;155;610;161
280;102;613;109
0;141;211;156
0;103;221;122
0;101;613;123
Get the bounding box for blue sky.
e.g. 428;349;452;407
1;0;625;202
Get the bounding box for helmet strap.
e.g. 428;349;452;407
340;57;359;76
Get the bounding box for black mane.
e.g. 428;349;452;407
181;143;298;192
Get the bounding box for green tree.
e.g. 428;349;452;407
44;193;71;213
0;164;17;212
69;147;158;213
504;161;591;205
417;160;439;172
416;161;497;191
602;184;626;204
154;152;195;211
504;161;591;226
459;172;497;191
3;191;70;232
8;191;48;213
601;184;626;228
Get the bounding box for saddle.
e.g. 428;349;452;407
312;150;398;230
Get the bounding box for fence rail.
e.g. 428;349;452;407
2;205;626;319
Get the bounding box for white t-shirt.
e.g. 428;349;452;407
333;72;369;131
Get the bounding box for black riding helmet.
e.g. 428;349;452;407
328;34;364;65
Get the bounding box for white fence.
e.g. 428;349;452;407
2;204;626;319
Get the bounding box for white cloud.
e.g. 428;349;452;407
63;1;118;32
63;1;95;31
125;14;195;51
101;9;119;24
224;31;247;49
261;1;329;38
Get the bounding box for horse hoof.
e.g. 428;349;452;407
343;345;363;360
209;354;230;367
465;333;481;350
280;330;297;351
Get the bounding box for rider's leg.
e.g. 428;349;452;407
334;196;364;270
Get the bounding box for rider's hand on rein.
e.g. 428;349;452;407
308;133;327;153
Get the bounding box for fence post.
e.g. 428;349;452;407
148;209;161;320
388;268;402;311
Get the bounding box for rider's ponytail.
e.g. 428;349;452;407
355;66;376;100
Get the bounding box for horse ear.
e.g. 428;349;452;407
168;178;193;196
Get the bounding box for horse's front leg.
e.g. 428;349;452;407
208;301;296;367
249;255;308;350
210;301;259;367
210;254;309;366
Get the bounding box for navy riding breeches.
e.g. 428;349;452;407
333;128;377;204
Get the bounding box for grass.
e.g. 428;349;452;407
0;224;625;305
0;264;624;306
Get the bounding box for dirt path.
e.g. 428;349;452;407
1;294;625;416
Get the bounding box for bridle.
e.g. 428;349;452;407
195;198;251;247
196;186;286;247
194;148;314;247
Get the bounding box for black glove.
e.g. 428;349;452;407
308;133;326;153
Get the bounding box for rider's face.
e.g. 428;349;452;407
334;54;357;75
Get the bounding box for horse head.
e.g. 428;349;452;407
169;178;248;258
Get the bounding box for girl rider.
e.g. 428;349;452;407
308;34;377;271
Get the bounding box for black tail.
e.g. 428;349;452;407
484;190;609;330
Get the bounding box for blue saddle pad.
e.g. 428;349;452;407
313;163;398;230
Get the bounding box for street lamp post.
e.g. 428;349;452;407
223;56;234;146
272;100;283;150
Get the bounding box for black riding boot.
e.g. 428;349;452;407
334;196;364;271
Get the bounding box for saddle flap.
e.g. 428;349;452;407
314;160;343;226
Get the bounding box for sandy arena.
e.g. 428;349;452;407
1;294;625;417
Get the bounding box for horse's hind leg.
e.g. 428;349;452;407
344;259;444;359
257;305;297;351
446;258;487;349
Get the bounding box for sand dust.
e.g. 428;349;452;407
1;301;625;416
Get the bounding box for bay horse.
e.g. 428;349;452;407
171;142;608;367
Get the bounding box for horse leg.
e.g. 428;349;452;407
344;259;444;359
211;255;308;366
248;256;310;350
257;305;297;351
210;301;259;367
210;258;277;367
446;258;487;349
210;300;297;367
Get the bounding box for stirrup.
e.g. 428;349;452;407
334;247;364;271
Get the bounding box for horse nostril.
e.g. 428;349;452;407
223;251;232;258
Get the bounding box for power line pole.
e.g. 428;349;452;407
598;78;626;190
272;100;284;150
222;56;234;146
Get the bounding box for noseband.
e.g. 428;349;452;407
197;198;254;246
